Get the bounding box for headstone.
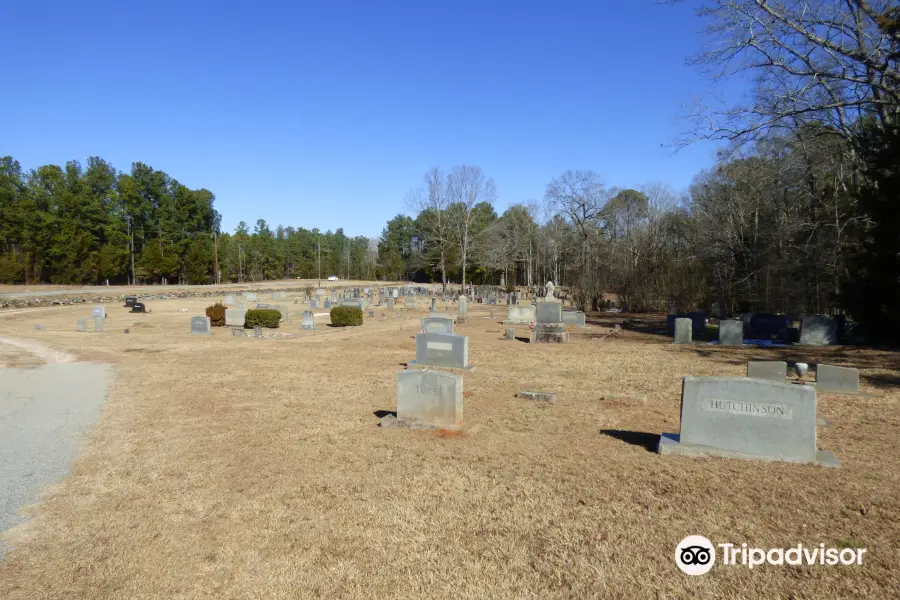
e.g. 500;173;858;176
33;324;45;331
238;302;246;310
537;302;562;324
421;316;454;335
190;316;211;335
718;319;743;345
666;313;706;335
517;391;556;404
226;309;246;327
673;318;692;344
562;311;586;328
505;327;515;341
340;299;363;310
431;297;436;312
392;289;399;298
410;333;474;370
131;303;146;313
93;316;105;333
253;325;263;338
245;293;258;301
387;297;395;310
505;305;536;324
747;313;791;342
534;301;568;343
816;364;859;395
310;299;318;309
256;303;271;309
799;316;838;345
124;296;137;307
92;306;106;319
224;295;237;305
272;304;289;323
394;369;463;428
458;295;468;314
301;310;315;330
369;310;375;318
324;299;332;309
747;361;787;382
658;377;838;466
76;319;86;332
232;328;246;336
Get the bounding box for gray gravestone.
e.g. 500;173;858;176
224;295;237;305
232;328;246;336
458;295;468;314
659;376;838;466
245;293;257;301
190;316;211;335
718;319;743;345
410;333;473;370
536;302;562;324
253;325;263;338
226;309;246;327
387;297;395;310
325;299;332;309
816;364;859;395
255;303;271;309
395;369;463;428
421;316;454;335
92;306;105;319
272;304;289;323
340;299;363;310
562;311;586;328
301;310;315;330
369;310;375;318
93;316;105;333
431;297;436;312
747;361;787;382
505;305;536;324
673;318;692;344
505;327;515;341
76;319;86;332
310;299;317;309
800;316;838;345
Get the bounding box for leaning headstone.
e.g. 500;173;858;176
225;309;246;327
190;316;211;335
718;319;743;345
505;305;536;324
131;303;146;313
392;369;463;429
562;311;586;328
92;306;106;319
816;364;859;395
93;316;105;333
505;327;515;341
232;328;246;337
301;310;315;330
409;333;474;370
747;361;787;382
421;316;454;335
76;319;87;332
673;318;692;344
124;296;137;307
799;316;838;345
658;376;838;466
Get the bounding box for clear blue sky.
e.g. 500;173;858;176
1;0;741;237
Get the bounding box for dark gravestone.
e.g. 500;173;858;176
747;313;791;342
124;296;137;308
131;303;146;313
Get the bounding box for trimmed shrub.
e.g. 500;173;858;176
330;306;363;327
244;308;281;329
205;302;226;327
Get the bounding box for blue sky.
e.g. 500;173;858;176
1;0;741;236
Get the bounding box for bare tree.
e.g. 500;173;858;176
406;167;454;290
447;165;497;290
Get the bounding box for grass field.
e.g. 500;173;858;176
0;291;898;599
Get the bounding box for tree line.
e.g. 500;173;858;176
0;1;897;340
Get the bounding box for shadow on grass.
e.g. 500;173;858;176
515;336;531;343
600;429;660;453
373;410;396;419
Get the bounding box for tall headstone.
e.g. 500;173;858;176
410;333;474;370
673;318;692;344
534;301;568;343
301;310;315;330
799;316;838;345
226;309;246;327
431;297;436;312
659;377;838;466
190;316;211;335
394;369;463;429
718;319;743;345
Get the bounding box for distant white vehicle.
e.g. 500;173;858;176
327;275;339;281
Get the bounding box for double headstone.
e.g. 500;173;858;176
301;310;315;330
410;333;474;370
658;376;838;466
190;316;211;335
505;305;536;324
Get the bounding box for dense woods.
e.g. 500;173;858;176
0;1;897;340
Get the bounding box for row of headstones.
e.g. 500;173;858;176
748;360;859;394
673;315;841;345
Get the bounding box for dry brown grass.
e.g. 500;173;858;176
0;294;898;599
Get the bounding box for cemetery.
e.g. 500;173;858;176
0;280;896;599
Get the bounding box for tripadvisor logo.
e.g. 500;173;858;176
675;536;867;575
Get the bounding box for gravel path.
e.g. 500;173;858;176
0;361;114;557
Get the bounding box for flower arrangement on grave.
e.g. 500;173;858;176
529;320;536;331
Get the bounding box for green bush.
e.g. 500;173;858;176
330;306;363;326
244;308;281;329
205;302;226;327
